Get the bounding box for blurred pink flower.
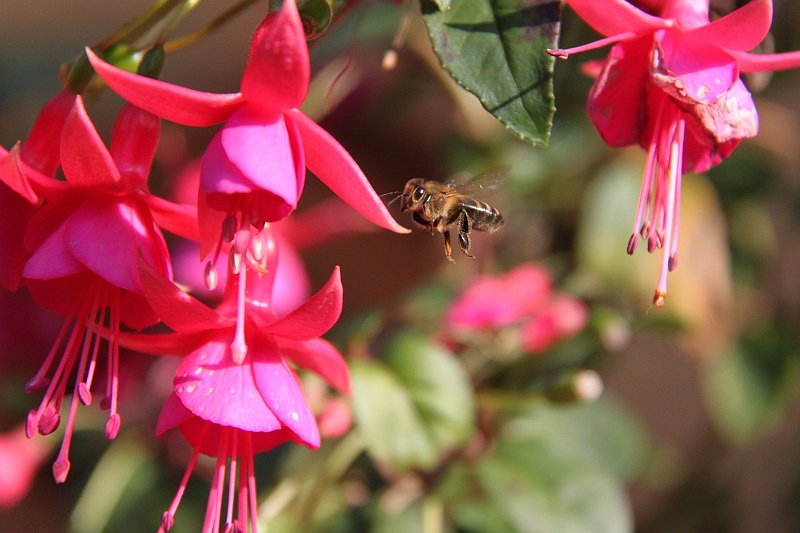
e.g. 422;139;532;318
445;264;588;354
0;424;49;508
86;0;407;264
549;0;800;305
0;98;195;483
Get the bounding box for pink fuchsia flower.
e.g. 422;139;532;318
0;98;195;483
85;0;407;265
445;264;588;354
549;0;800;306
122;230;349;531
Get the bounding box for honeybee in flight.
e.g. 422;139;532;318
395;166;508;262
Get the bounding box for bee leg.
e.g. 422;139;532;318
458;213;475;259
443;230;455;263
412;212;431;231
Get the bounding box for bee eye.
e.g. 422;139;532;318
412;187;425;202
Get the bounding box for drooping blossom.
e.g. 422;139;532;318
85;0;407;281
120;227;350;531
548;0;800;305
0;98;195;482
445;264;588;354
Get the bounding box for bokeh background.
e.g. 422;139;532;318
2;1;800;531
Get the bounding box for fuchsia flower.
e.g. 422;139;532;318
0;98;195;483
86;0;407;267
549;0;800;305
445;264;588;354
121;227;349;532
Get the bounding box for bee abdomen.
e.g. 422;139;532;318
464;201;503;232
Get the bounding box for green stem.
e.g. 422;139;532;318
164;0;263;53
95;0;189;50
422;495;445;533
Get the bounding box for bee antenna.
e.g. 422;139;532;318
380;190;401;198
386;191;403;207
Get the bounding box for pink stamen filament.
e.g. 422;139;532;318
654;118;685;306
247;433;258;533
226;431;239;528
161;424;208;532
231;255;249;365
547;31;639;59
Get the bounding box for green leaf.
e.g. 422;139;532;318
421;0;560;145
351;334;476;471
703;344;800;445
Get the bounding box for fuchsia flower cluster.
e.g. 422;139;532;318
550;0;800;305
0;2;405;531
445;264;588;354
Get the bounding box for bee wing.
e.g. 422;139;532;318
444;165;510;196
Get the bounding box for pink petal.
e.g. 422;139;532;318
218;107;304;216
156;392;193;436
587;38;651;147
652;30;737;104
23;193;82;253
255;266;342;340
684;78;758;144
109;105;161;190
275;337;351;395
26;273;93;317
272;233;311;316
64;196;169;293
86;48;244;127
61;97;121;188
277;197;378;250
685;0;771;51
176;417;295;455
174;338;284;433
198;189;226;260
288;110;410;234
21;90;77;177
251;343;319;448
143;194;199;241
0;183;36;290
241;0;309;113
137;255;227;333
200;132;297;222
732;49;800;73
23;222;84;280
565;0;668;37
0;144;40;204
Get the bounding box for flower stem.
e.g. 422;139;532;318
164;0;262;53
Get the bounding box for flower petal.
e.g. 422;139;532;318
241;0;309;113
652;30;737;104
21;90;77;177
565;0;668;37
251;344;319;448
64;197;169;293
288;110;410;234
86;48;243;127
732;49;800;73
200;132;297;222
0;143;40;204
23;222;84;280
685;0;771;51
61;97;121;188
117;331;205;356
275;337;351;395
254;266;342;340
156;392;193;436
684;78;758;144
143;194;199;242
587;38;651;147
137;255;228;333
120;290;160;330
109;105;161;190
218;108;304;218
174;338;284;433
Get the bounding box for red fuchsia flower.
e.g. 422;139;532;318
121;228;350;532
85;0;407;285
445;264;588;354
0;98;196;483
548;0;800;306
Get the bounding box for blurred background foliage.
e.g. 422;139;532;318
2;0;800;532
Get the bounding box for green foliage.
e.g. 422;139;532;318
351;334;476;471
421;0;561;146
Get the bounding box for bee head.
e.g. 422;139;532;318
401;178;425;211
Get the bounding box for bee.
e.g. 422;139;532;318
395;166;508;262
